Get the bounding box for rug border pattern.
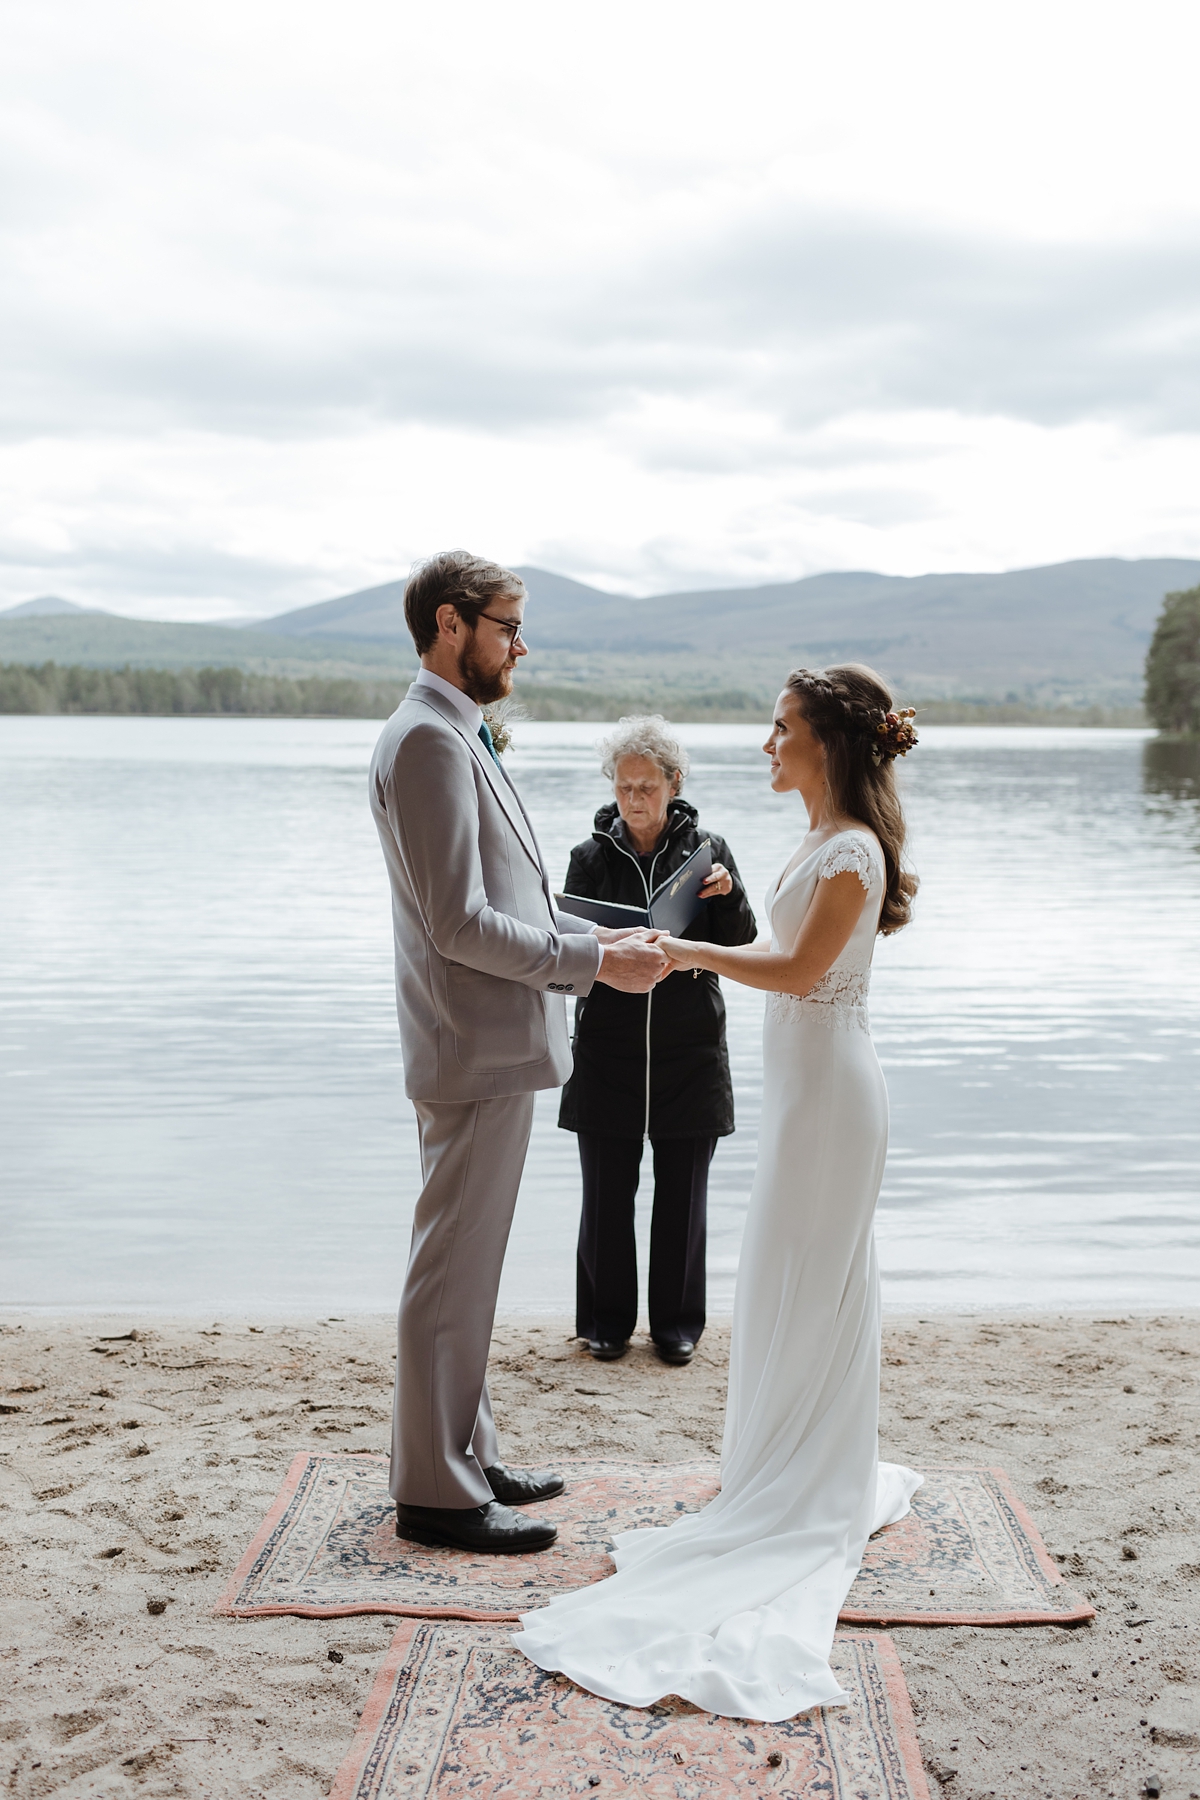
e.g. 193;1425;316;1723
327;1619;423;1800
840;1463;1094;1626
835;1632;932;1800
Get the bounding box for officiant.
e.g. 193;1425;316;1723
559;716;757;1366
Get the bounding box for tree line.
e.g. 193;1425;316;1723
1144;583;1200;737
0;661;409;718
0;662;774;722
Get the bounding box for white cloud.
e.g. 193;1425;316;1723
2;0;1199;615
3;409;1195;616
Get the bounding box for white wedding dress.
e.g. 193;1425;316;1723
514;828;922;1722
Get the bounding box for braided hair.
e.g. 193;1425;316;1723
784;664;919;935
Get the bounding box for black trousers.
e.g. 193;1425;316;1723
575;1133;716;1347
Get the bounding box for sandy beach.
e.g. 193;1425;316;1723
1;1312;1197;1799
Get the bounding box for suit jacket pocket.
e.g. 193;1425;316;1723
446;963;550;1073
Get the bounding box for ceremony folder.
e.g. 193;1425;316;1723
555;839;713;938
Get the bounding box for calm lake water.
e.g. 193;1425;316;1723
2;717;1198;1316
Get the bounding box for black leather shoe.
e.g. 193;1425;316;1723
654;1339;695;1365
395;1499;557;1553
587;1339;628;1361
484;1461;565;1506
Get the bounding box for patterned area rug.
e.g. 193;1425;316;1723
846;1463;1095;1626
218;1453;1093;1626
328;1621;931;1800
219;1457;718;1621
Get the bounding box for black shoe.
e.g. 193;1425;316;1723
395;1499;557;1554
654;1339;695;1365
484;1461;565;1506
586;1339;628;1361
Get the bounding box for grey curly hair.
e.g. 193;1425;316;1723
597;715;690;790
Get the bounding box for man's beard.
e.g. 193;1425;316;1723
458;634;515;706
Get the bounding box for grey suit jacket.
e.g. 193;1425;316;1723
369;685;602;1102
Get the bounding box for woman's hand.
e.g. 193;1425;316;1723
698;861;734;899
652;869;869;996
656;935;706;978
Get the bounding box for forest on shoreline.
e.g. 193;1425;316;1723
0;660;1149;726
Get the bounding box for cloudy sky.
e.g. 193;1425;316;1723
4;0;1199;618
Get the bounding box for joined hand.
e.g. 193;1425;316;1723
656;935;701;981
596;927;669;993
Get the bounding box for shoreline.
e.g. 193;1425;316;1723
2;1313;1197;1798
4;1302;1194;1320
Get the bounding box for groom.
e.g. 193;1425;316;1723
370;550;667;1553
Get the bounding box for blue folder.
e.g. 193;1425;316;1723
555;839;713;937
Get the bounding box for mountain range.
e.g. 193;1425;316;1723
3;557;1197;704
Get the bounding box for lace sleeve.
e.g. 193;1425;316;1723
817;832;878;895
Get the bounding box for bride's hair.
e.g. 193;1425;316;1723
785;664;919;935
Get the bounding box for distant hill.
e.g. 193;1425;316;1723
0;610;414;680
5;557;1197;704
588;559;1199;698
257;567;630;645
255;556;1200;705
0;595;96;619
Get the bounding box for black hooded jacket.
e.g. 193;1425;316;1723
557;799;758;1140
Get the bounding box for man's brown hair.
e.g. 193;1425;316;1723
403;550;525;656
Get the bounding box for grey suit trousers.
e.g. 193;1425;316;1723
388;1091;536;1509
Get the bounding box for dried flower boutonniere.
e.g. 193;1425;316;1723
482;697;526;757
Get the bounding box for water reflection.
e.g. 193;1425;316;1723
1143;736;1200;816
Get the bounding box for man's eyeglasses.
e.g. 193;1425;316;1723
474;610;527;650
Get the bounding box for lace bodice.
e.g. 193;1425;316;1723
765;829;884;1031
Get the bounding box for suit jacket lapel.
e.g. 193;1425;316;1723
406;687;545;877
495;759;558;912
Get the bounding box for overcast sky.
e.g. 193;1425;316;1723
4;0;1199;618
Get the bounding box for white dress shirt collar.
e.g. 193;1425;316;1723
411;667;483;734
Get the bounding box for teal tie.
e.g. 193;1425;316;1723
478;720;501;766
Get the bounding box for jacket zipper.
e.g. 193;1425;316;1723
604;819;684;1143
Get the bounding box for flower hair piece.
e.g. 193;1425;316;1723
870;707;918;766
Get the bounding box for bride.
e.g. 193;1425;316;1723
514;664;923;1723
